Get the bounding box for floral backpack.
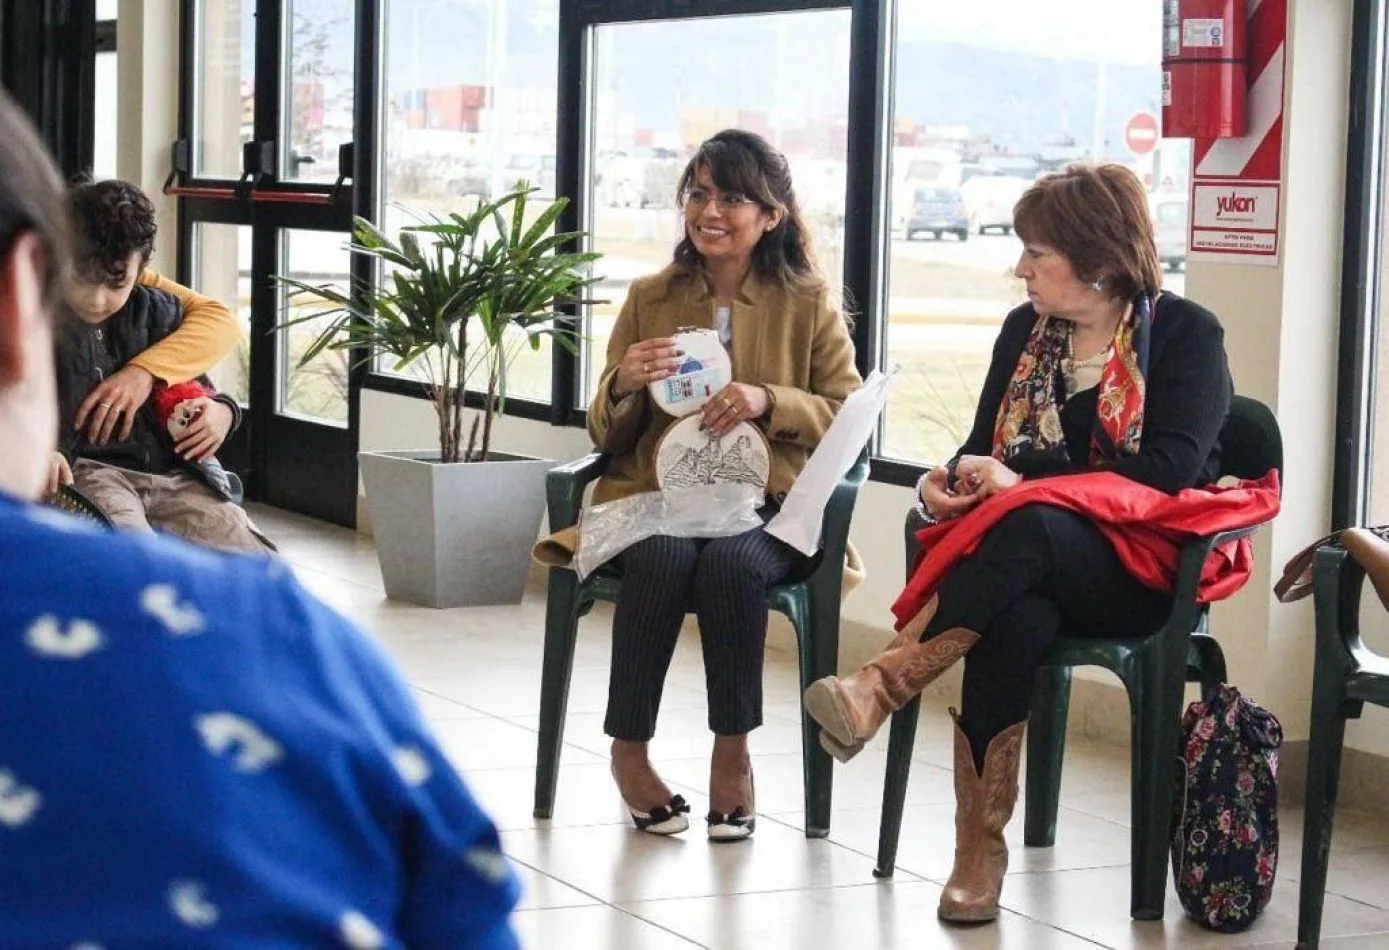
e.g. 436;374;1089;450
1170;684;1283;932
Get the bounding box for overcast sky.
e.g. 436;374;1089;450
896;1;1163;67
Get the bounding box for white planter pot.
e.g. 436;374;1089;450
358;450;553;608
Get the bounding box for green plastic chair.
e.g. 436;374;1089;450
533;450;870;837
1297;543;1389;948
873;394;1283;920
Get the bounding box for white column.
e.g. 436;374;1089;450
115;0;182;274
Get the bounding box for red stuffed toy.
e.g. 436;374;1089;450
151;381;215;440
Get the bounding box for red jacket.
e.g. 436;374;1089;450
892;471;1282;631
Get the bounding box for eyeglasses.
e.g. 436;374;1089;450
682;188;754;211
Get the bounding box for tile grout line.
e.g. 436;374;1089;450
505;854;709;948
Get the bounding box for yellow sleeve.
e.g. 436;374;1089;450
586;291;648;454
762;296;862;449
127;269;243;384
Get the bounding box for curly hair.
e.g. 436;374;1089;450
67;176;157;284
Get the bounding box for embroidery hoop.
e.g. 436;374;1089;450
647;327;732;418
654;414;771;491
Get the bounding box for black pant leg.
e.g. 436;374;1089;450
933;504;1173;765
694;526;803;736
604;534;701;741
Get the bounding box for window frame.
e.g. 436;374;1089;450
358;0;562;424
548;0;906;475
1333;0;1389;528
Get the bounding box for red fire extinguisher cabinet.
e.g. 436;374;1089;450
1162;0;1248;139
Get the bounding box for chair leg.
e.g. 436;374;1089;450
1297;693;1354;950
874;696;921;878
1024;665;1072;848
795;590;840;839
533;569;584;820
1126;653;1187;921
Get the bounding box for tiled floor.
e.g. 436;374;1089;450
255;503;1389;949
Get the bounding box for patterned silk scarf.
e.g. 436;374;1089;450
991;294;1153;466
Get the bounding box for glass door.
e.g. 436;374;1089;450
177;0;367;526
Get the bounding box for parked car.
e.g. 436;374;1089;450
890;146;963;231
906;186;970;241
960;174;1030;235
1153;197;1189;271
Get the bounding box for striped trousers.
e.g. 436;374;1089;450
604;521;803;741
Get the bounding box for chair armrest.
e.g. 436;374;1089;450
1313;544;1389;678
547;452;610;531
1170;519;1275;605
819;452;870;567
799;452;870;601
1162;516;1278;648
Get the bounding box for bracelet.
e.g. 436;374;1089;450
914;469;932;501
914;471;939;524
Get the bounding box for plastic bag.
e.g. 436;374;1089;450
765;368;897;556
573;483;764;581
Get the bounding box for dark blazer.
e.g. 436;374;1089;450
952;292;1232;493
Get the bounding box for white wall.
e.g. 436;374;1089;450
115;0;180;274
1184;0;1352;749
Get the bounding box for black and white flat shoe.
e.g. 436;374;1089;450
625;795;691;835
706;806;756;842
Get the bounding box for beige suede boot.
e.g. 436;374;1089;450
802;598;979;762
937;712;1026;923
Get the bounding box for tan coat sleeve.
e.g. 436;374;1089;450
762;298;861;449
127;270;242;384
586;290;649;454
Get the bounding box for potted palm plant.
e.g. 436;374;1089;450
275;185;601;608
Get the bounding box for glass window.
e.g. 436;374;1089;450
191;223;252;405
285;0;356;182
880;1;1179;465
1370;172;1389;523
97;0;117;19
581;10;853;406
193;0;255;178
92;51;118;179
377;0;560;404
278;229;350;425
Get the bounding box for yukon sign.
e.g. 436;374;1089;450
1190;183;1279;258
1217;192;1259;215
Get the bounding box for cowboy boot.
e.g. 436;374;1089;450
938;711;1026;923
803;597;979;762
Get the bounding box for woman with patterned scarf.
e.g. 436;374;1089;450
805;164;1238;923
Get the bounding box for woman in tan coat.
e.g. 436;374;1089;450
590;129;860;841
